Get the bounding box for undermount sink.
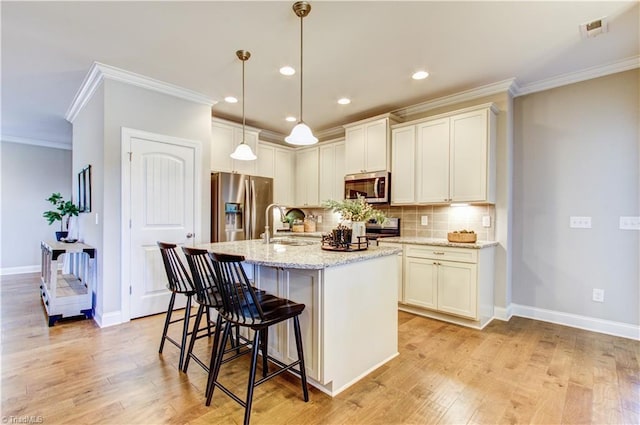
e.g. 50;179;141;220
269;238;317;246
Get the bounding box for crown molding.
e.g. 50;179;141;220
514;55;640;97
1;135;71;150
66;62;216;123
392;79;517;120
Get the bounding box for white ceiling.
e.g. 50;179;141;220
1;1;638;146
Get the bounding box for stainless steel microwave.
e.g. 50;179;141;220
344;171;390;204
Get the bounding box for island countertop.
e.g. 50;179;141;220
197;239;401;270
379;237;498;249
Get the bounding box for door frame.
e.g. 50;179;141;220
120;127;202;322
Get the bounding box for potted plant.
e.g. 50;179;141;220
43;192;80;241
323;195;386;242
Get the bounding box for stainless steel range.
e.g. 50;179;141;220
365;217;400;245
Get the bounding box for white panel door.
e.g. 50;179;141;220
129;136;196;318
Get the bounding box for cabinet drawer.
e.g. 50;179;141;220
405;245;477;263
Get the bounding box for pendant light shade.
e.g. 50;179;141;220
230;50;257;161
285;1;317;146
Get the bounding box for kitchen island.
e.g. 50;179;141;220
198;239;401;396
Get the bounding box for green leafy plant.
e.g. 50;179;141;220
323;195;386;223
43;192;80;232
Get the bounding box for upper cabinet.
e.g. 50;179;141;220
274;146;295;206
391;103;498;205
210;118;259;175
343;115;399;175
318;140;345;203
295;146;320;207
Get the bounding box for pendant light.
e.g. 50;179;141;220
230;50;257;161
285;1;318;146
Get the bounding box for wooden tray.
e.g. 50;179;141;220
447;232;477;243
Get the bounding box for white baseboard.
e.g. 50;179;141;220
94;310;124;328
509;303;639;341
0;265;40;276
493;305;513;321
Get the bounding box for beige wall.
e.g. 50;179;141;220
513;69;639;325
0;142;72;271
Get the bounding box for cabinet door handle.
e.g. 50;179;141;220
433;251;445;255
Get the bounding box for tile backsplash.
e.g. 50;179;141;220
305;204;496;241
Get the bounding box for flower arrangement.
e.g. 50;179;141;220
323;195;386;224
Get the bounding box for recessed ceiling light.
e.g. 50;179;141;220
412;71;429;80
337;98;351;105
224;96;238;103
285;116;297;122
280;66;296;76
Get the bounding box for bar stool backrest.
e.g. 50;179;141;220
157;242;194;294
181;247;224;308
210;252;265;325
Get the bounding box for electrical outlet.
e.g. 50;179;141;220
482;216;491;227
592;288;604;302
421;216;428;226
569;216;591;228
95;213;99;225
316;215;322;224
619;216;640;230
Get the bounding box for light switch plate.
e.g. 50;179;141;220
619;216;640;230
316;215;322;224
570;216;591;228
421;216;428;226
482;216;491;227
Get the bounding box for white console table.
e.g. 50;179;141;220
40;240;95;326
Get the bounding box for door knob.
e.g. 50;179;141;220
186;233;194;239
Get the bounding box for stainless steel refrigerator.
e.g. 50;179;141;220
211;172;274;242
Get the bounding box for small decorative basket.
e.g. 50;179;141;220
447;232;477;243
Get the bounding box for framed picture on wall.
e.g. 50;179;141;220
78;165;92;213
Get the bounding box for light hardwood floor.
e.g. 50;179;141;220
2;273;638;424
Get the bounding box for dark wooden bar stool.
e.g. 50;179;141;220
157;242;211;371
207;252;309;425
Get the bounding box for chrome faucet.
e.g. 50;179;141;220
264;203;286;244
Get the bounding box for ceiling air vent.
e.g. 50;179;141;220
580;17;608;38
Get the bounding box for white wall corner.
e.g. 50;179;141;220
493;304;513;322
93;310;125;328
65;61;217;123
511;303;640;341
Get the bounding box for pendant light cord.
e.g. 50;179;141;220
242;57;246;142
299;13;303;123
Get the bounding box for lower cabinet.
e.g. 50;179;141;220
400;244;495;329
254;266;320;381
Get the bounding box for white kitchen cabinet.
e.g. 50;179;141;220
256;142;275;177
399;243;495;329
256;142;295;207
319;140;345;203
390;103;497;205
344;115;398;175
295;146;319;207
211;118;259;175
274;147;295;206
254;266;321;381
390;126;416;204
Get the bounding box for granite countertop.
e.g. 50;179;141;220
274;231;324;238
197;239;401;270
379;237;498;249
